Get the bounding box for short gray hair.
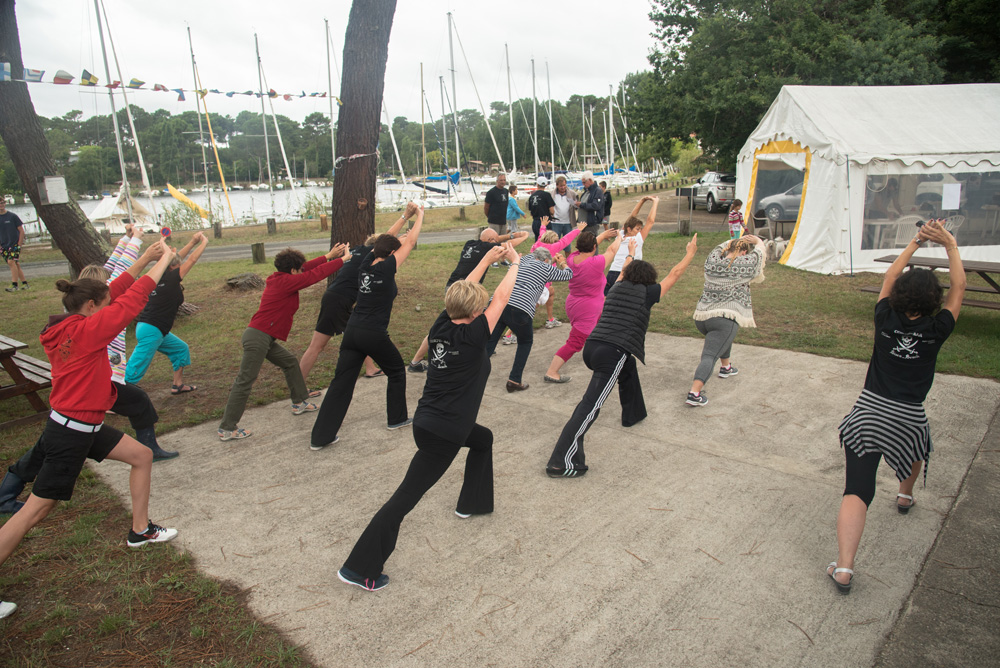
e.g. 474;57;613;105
581;171;594;181
531;247;552;263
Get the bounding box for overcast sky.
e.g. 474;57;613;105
15;0;658;126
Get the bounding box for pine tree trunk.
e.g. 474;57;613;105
330;0;398;247
0;0;110;271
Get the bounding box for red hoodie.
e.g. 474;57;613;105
248;255;344;341
40;273;156;424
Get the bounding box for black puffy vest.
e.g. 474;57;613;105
588;281;652;364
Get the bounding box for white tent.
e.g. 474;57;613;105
87;191;154;235
736;84;1000;274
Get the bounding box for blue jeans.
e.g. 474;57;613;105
486;305;535;384
549;222;572;238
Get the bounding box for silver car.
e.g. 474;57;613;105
689;172;736;213
759;182;803;222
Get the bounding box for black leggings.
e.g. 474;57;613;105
342;423;494;580
843;447;881;507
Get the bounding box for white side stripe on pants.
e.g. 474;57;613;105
563;352;628;469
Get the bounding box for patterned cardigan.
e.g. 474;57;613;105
693;241;765;328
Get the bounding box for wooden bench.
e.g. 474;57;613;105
0;335;53;430
859;286;1000;310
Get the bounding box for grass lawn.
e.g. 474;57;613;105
1;230;997;664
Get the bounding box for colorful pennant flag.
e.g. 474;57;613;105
171;88;185;102
127;78;145;89
209;88;221;94
225;91;236;97
283;94;292;101
153;83;169;92
23;68;44;82
105;80;121;89
53;69;74;84
268;89;277;98
241;90;253;96
80;69;98;86
0;62;11;82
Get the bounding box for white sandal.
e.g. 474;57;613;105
827;562;853;594
897;493;915;514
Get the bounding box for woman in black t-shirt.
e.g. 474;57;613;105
828;220;965;595
336;243;520;591
310;208;424;447
299;204;420;391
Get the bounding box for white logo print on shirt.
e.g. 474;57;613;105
358;274;373;294
890;335;920;360
462;245;473;259
430;342;448;369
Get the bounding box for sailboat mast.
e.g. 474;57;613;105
448;13;461;182
187;28;212;217
608;84;614;175
325;19;336;182
531;58;539;178
92;0;133;223
546;61;554;174
439;76;449;196
603;111;609;178
420;63;427;201
506;44;516;174
255;34;276;218
581;98;585;171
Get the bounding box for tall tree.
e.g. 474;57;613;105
0;0;110;270
330;0;398;246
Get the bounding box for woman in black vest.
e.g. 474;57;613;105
546;235;698;478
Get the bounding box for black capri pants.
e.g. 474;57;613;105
843;446;881;508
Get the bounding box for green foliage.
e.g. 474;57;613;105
299;191;331;219
160;202;208;232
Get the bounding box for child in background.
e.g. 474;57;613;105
506;184;526;235
728;199;748;239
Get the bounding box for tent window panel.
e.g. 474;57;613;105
752;168;804;229
862;171;1000;249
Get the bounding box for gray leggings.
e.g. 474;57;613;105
694;317;740;383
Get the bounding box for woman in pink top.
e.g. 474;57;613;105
532;217;583;329
544;229;622;383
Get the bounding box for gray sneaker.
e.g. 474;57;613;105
685;392;708;407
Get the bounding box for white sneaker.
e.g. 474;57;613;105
502;334;517;345
545;318;562;329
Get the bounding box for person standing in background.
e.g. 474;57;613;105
483;174;509;236
0;198;28;292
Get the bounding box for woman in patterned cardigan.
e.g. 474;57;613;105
685;235;766;407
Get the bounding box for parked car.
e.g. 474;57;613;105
689;172;736;213
759;182;804;222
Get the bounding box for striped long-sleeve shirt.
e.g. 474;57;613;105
103;235;143;383
507;254;572;316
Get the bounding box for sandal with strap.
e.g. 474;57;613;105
306;388;323;398
171;384;197;395
897;493;915;514
827;562;853;594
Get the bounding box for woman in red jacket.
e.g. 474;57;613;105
0;238;176;619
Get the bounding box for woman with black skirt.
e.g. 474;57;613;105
337;243;519;591
828;220;964;594
310;208;424;448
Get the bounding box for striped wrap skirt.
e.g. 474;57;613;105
838;389;932;482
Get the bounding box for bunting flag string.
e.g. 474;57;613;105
0;61;344;105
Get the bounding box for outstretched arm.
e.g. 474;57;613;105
179;232;209;278
640;196;659;239
603;234;623;270
628;195;650;220
392;206;423;268
616;237;639;283
878;222;931;302
176;234;198;261
465;245;508;284
914;220;965;319
385;201;419;237
659;234;698;298
485;244;521;332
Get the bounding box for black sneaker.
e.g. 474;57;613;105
310;435;339;451
407;361;427;373
545;467;587;478
338;567;389;591
686;392;708;407
127;521;178;548
718;365;739;378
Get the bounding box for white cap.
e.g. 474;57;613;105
536;176;549;186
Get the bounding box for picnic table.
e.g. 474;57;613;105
0;334;52;430
865;254;1000;310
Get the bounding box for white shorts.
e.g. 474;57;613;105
537;287;550;306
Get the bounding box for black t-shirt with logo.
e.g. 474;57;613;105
446;240;499;287
527;190;555;219
327;243;373;299
348;254;398;330
414;311;491;443
863;298;956;403
484;186;509;226
136;266;184;335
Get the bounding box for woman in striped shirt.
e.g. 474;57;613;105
828;220;965;594
485;247;573;391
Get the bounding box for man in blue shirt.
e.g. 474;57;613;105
0;199;27;292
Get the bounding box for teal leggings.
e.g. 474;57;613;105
124;322;191;384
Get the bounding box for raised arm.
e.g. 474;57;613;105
385;201;418;237
485;244;521;332
640;196;659;239
179;231;209;278
176;233;198;261
918;220;965;319
392;205;423;268
878;221;932;302
628;195;650;220
602;234;623;270
126;238;164;281
142;237;176;286
617;237;639;282
658;234;698;298
465;245;508;285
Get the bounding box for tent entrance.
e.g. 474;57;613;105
746;140;812;262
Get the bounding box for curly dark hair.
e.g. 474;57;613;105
575;231;597;254
372;233;402;259
274;248;306;273
889;268;943;317
621;259;657;285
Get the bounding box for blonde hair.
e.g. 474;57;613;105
79;264;111;283
364;234;379;246
444;280;490;319
725;236;757;267
540;231;558;244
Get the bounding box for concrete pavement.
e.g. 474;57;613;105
93;330;1000;667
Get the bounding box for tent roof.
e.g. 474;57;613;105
88;191;151;223
740;84;1000;168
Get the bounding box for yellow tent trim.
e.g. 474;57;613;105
746;139;811;264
